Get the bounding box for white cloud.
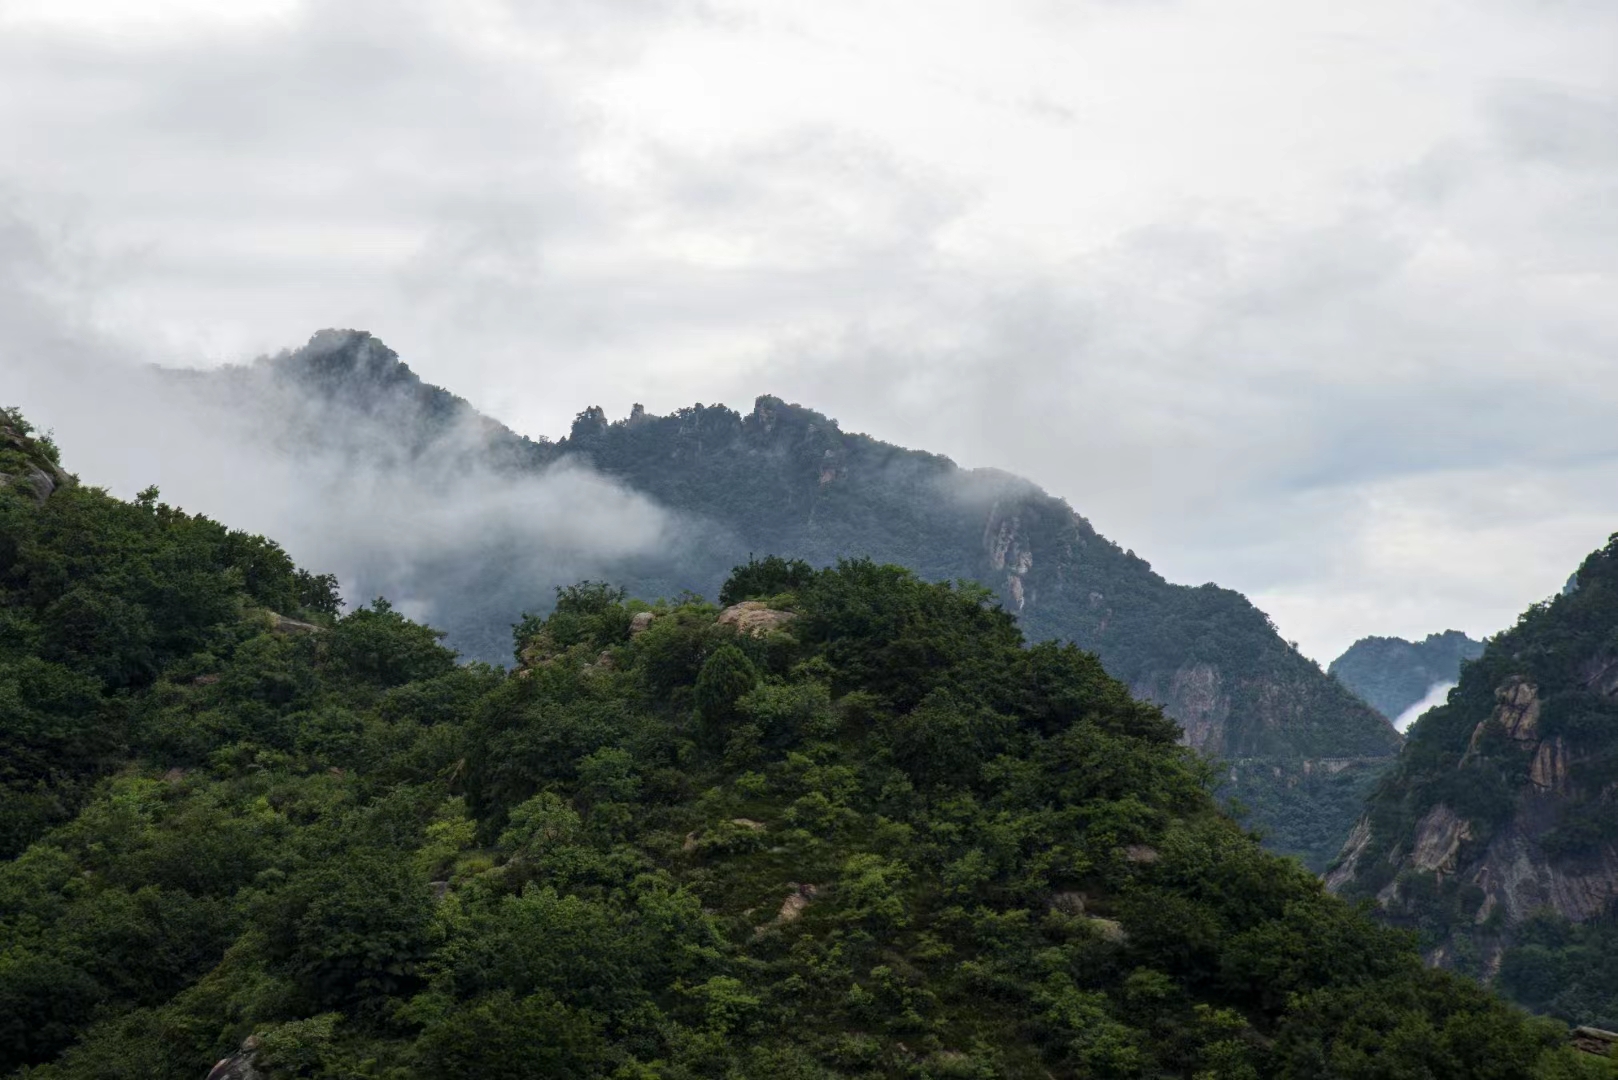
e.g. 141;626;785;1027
2;0;1615;660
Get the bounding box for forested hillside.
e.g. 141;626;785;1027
1328;535;1618;1032
1330;632;1486;724
3;411;1609;1079
171;330;1400;869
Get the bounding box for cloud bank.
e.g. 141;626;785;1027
3;0;1617;658
1;216;676;657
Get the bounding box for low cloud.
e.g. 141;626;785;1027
2;211;677;660
3;0;1616;662
1395;681;1458;733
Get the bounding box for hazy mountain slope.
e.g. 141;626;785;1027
0;422;1603;1078
1330;631;1487;722
173;330;1401;869
1326;535;1618;1028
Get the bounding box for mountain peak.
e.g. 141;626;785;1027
272;328;422;396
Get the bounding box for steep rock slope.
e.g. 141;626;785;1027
1327;534;1618;1027
175;330;1400;868
1330;630;1486;722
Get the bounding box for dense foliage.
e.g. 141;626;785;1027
0;411;339;858
1328;632;1485;724
0;418;1609;1078
1499;910;1618;1032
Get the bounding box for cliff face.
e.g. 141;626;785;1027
1329;630;1486;723
173;330;1400;869
1328;536;1618;992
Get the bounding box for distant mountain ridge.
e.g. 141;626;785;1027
173;329;1401;868
1330;631;1487;724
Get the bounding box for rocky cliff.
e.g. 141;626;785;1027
170;329;1400;869
1329;630;1486;723
0;409;74;504
1327;534;1618;1023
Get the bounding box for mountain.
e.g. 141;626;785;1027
165;329;1402;870
1326;534;1618;1030
0;420;1604;1078
1330;631;1487;724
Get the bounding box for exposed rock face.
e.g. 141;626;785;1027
0;420;74;504
1497;678;1541;742
268;613;323;636
629;611;656;635
1134;663;1229;753
716;601;796;637
205;1036;263;1080
983;502;1035;612
1407;804;1471;876
1323;818;1373;893
1467;821;1618;926
1573;1027;1618;1057
1530;736;1571;792
777;883;818;922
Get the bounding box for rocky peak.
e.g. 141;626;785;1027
277;329;422;397
0;411;74;504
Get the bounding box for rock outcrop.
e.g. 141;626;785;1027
204;1036;263;1080
0;417;74;505
716;602;796;637
1134;662;1229;753
1573;1027;1618;1057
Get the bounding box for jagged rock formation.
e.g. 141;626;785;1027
0;413;74;504
204;1037;262;1080
1328;535;1618;1014
1330;630;1486;723
169;330;1400;869
715;601;797;636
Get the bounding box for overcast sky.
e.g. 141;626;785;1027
4;0;1617;661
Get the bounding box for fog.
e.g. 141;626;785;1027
3;248;680;659
1394;680;1457;734
4;1;1617;660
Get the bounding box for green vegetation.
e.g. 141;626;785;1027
0;409;339;858
1499;911;1618;1032
0;414;1609;1078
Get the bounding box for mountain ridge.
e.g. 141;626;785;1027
167;329;1401;869
1330;630;1487;725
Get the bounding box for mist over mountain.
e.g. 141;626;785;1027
1330;631;1487;729
139;328;1400;870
